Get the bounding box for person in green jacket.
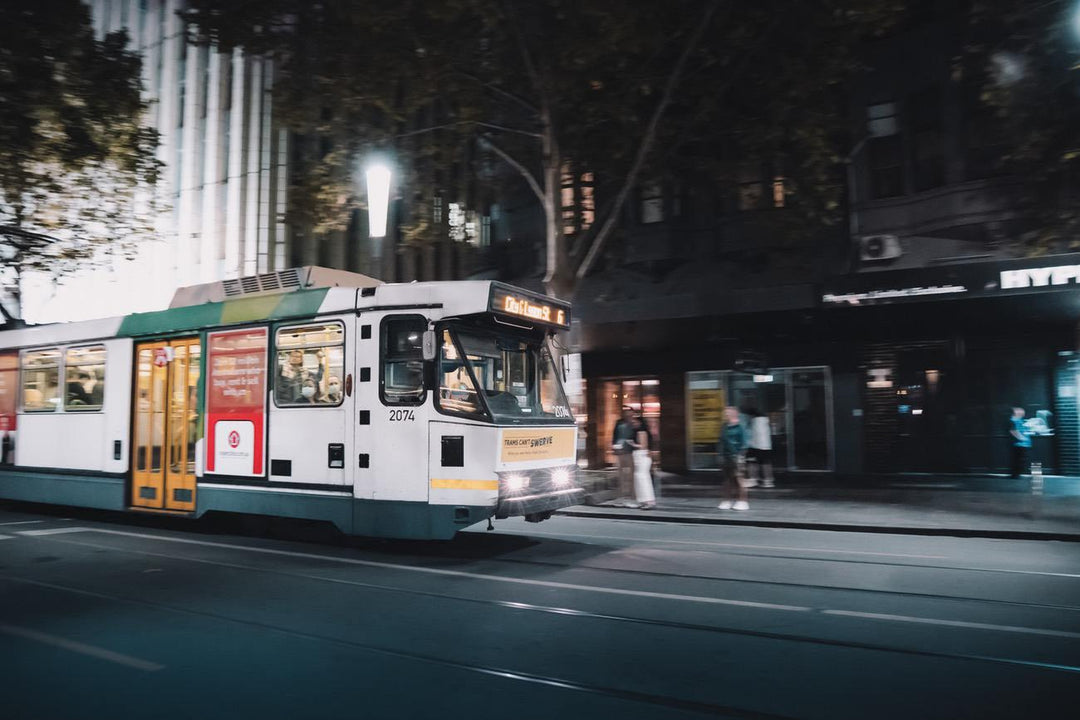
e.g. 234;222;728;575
717;406;749;511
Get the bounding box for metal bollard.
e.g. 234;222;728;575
1030;462;1043;518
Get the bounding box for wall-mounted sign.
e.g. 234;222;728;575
490;285;571;330
823;285;967;305
1000;265;1080;290
206;327;267;477
867;367;893;389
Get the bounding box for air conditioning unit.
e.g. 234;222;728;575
858;234;902;262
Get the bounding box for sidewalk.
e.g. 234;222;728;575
561;471;1080;541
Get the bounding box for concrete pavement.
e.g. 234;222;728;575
565;471;1080;541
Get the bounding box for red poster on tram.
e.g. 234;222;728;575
206;328;267;476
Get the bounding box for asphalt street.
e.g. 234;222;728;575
1;503;1078;719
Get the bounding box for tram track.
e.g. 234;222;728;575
7;529;1080;677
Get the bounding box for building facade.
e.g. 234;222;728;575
573;8;1080;480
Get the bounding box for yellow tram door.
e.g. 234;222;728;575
132;339;201;511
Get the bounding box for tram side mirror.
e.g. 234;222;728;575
421;329;437;362
560;354;568;383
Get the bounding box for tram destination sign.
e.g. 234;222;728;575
489;285;571;330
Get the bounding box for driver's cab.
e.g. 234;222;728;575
431;320;571;425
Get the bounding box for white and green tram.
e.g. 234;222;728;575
0;267;582;539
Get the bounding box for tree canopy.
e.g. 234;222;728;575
186;0;897;297
963;0;1080;253
0;0;162;320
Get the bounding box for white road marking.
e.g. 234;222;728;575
0;623;165;671
17;527;93;536
0;534;14;540
28;527;811;612
823;610;1080;640
0;520;44;527
487;525;949;559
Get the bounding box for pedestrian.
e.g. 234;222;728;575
747;407;775;488
612;406;637;505
717;406;749;511
1009;406;1031;479
633;420;656;510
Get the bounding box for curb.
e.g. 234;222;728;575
554;508;1080;542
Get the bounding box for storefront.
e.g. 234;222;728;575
686;368;833;472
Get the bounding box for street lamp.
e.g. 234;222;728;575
365;162;392;239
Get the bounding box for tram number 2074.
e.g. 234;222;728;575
389;409;416;422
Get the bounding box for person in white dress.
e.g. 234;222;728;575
747;408;775;488
632;424;656;510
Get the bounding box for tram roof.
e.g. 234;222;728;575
0;274;565;348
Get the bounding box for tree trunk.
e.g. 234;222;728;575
540;106;573;299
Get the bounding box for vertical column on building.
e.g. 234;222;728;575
273;124;289;271
157;0;182;289
199;48;223;282
223;49;246;280
256;60;274;273
177;39;204;287
243;57;264;277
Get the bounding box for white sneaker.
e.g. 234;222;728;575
733;501;749;511
761;481;774;488
717;501;733;510
743;478;758;488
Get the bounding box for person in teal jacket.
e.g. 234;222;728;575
717;406;749;510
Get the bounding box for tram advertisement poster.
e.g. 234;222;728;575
206;328;267;477
499;428;576;464
0;351;16;432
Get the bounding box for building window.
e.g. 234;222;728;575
64;345;106;411
562;165;595;235
21;349;61;412
910;87;944;191
772;176;786;208
380;316;426;406
640;182;664;224
867;102;904;198
274;323;345;406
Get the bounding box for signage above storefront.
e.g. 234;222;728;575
822;253;1080;308
1000;265;1080;290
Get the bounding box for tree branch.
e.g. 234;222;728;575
505;0;545;106
574;0;723;283
453;70;540;115
479;135;545;205
396;120;541;139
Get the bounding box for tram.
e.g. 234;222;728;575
0;267;582;539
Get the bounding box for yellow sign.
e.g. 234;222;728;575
499;428;576;463
689;389;725;444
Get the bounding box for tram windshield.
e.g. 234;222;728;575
438;327;573;425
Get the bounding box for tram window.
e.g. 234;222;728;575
21;349;61;412
64;345;106;411
274;322;345;407
381;316;426;406
436;330;483;418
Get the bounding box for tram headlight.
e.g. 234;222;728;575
505;475;529;492
551;468;572;487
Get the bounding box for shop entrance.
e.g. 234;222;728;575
600;378;661;470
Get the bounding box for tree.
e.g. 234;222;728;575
962;0;1080;253
185;0;896;299
0;0;162;321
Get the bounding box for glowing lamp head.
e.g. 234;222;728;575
505;475;528;492
365;163;392;238
551;468;572;487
